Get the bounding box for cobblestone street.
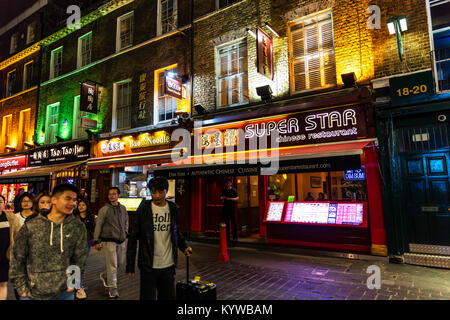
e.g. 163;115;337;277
8;241;450;301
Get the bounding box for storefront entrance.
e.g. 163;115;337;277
398;122;450;246
202;176;261;240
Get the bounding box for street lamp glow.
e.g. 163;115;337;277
398;15;408;32
387;18;396;35
246;28;256;39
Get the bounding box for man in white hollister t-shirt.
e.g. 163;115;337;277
126;177;192;300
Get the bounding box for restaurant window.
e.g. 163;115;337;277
216;39;248;108
10;33;18;54
23;61;33;90
45;102;60;144
268;171;367;202
77;32;92;68
50;47;63;79
154;66;177;124
6;70;16;97
288;10;336;92
158;0;177;36
1;115;13;152
113;79;132;130
72;95;89;139
116;11;133;52
26;22;36;44
19;109;32;149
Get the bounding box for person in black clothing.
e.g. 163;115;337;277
13;188;25;213
221;179;239;243
73;198;95;300
126;176;192;300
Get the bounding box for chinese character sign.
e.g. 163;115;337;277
257;27;273;80
80;82;98;113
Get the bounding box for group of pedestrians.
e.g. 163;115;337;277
0;176;192;301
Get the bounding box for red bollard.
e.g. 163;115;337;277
218;222;229;262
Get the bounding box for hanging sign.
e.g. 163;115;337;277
29;140;90;166
256;27;274;80
80;82;98;113
165;71;183;99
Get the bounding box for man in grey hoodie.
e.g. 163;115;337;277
94;186;128;299
9;183;87;300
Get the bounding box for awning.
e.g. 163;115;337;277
87;148;181;170
153;139;375;178
0;161;87;184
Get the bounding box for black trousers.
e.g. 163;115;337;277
140;266;175;300
223;211;237;241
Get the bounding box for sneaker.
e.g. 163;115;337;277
76;288;87;300
108;288;119;299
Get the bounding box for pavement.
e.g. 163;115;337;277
6;241;450;300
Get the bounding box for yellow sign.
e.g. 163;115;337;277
118;197;144;212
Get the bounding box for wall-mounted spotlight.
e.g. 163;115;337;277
246;28;256;39
387;15;408;61
5;145;16;152
265;22;280;37
194;104;206;115
341;72;357;88
256;85;273;102
24;141;34;148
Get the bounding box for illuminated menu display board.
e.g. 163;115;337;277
119;197;144;212
284;202;365;226
264;202;285;222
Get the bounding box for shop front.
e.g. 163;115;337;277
0;140;90;195
87;129;185;226
0;155;28;210
155;94;387;256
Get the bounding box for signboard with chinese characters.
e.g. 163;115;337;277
256;27;273;80
80;82;98;113
165;71;183;99
97;131;171;157
196;104;367;151
0;156;27;174
29;140;90;166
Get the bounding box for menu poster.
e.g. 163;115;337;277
264;202;285;222
283;202;365;226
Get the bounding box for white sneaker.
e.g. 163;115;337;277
76;288;87;300
108;288;119;299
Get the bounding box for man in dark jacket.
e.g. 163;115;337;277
9;184;87;300
126;176;192;300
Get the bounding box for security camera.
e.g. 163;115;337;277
437;114;447;122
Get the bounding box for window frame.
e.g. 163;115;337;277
1;114;13;152
19;108;32;148
116;11;134;52
23;61;34;91
288;10;337;94
157;0;178;36
10;33;18;54
26;22;36;44
153;64;178;125
112;79;132;131
215;38;249;108
49;46;63;80
45;102;60;144
6;69;16;97
77;32;92;69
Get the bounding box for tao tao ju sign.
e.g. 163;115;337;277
80;82;98;113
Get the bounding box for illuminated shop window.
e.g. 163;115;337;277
78;32;92;68
158;0;177;36
289;10;336;92
268;171;367;202
216;40;248;108
45;102;60;144
50;47;63;79
116;11;133;52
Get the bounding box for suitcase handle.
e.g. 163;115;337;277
186;255;189;283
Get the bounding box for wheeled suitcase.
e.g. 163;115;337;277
176;256;217;300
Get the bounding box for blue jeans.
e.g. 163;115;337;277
20;291;75;300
